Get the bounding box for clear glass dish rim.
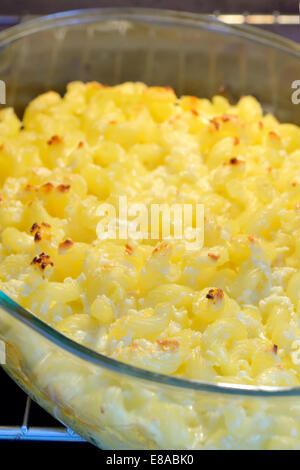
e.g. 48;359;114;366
0;7;300;398
0;7;299;55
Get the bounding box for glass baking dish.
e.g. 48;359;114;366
0;8;300;450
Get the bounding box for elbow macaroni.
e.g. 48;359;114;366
1;81;300;448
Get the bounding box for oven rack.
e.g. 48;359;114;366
0;395;86;442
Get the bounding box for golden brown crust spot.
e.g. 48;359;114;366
30;222;40;234
208;253;220;261
229;157;242;165
223;157;244;166
209;118;220;131
125;244;134;255
57;184;71;193
210;114;239;133
42;182;54;193
34;231;42;242
25;184;36;191
152;242;169;255
47;135;63;145
58;239;74;252
268;130;280;139
157;339;180;352
30;222;51;242
206;288;224;304
31;252;54;270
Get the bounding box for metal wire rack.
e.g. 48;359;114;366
0;392;86;442
0;9;299;444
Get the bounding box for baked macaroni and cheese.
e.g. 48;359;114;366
1;81;300;449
